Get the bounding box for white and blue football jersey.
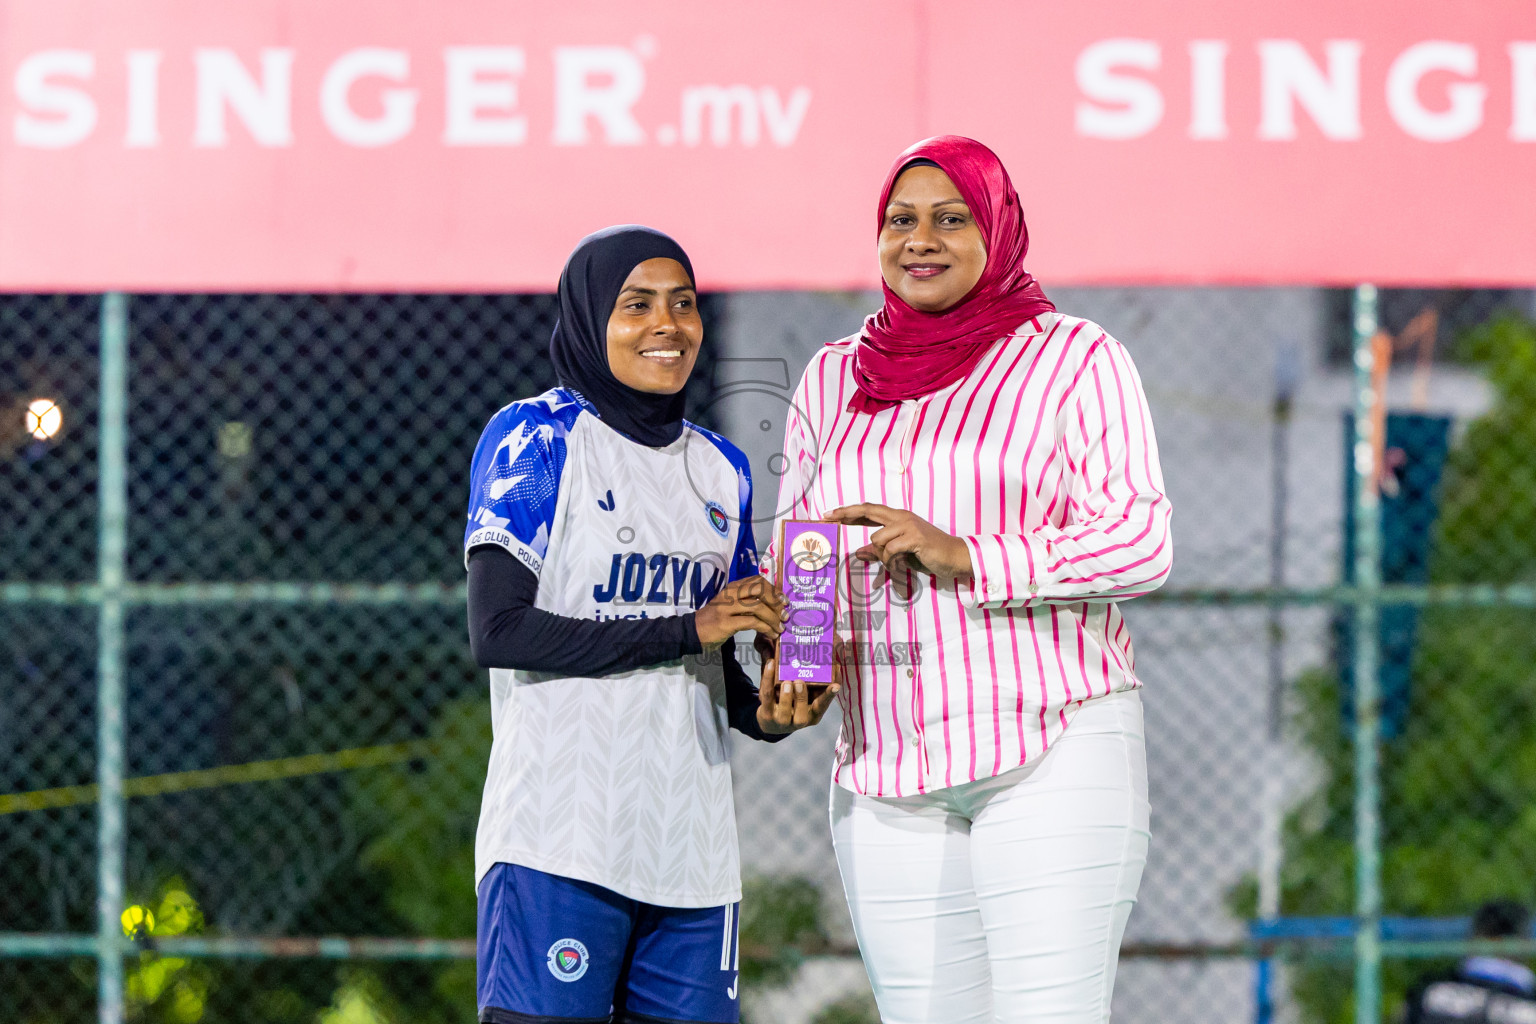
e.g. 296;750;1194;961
464;387;758;908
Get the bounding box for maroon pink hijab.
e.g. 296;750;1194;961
850;135;1054;413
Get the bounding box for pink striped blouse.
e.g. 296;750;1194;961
764;312;1172;797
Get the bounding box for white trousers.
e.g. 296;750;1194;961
830;690;1150;1024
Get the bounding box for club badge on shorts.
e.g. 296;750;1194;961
546;938;590;982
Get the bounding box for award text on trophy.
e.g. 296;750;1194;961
778;520;839;691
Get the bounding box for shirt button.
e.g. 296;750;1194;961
905;668;914;678
985;583;998;595
1028;583;1039;595
909;736;920;748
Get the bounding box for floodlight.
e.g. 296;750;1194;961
25;398;62;440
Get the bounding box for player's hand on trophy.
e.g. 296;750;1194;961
754;634;841;734
826;503;974;579
694;575;784;651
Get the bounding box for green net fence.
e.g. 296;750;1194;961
2;286;1534;1024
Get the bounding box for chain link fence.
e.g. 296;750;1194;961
2;285;1534;1023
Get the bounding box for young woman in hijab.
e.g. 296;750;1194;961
767;137;1173;1022
464;225;837;1024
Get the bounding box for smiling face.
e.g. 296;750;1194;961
605;257;702;394
878;164;988;313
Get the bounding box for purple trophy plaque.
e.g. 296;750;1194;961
778;520;839;688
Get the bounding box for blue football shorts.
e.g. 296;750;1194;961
476;862;741;1024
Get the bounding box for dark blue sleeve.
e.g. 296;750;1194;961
469;548;782;741
467;547;702;676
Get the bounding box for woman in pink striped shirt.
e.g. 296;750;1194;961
766;136;1172;1023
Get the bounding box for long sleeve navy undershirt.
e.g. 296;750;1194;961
466;545;782;742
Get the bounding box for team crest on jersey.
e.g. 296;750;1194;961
705;500;730;536
546;938;589;982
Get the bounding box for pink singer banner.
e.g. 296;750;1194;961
0;0;1532;290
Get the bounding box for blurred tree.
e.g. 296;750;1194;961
314;970;399;1024
809;993;881;1024
738;875;832;987
122;878;211;1024
345;695;489;1022
0;814;95;1024
1260;313;1536;1023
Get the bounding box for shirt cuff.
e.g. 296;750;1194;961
961;533;1051;609
680;614;704;656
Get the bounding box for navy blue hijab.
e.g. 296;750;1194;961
549;225;697;448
